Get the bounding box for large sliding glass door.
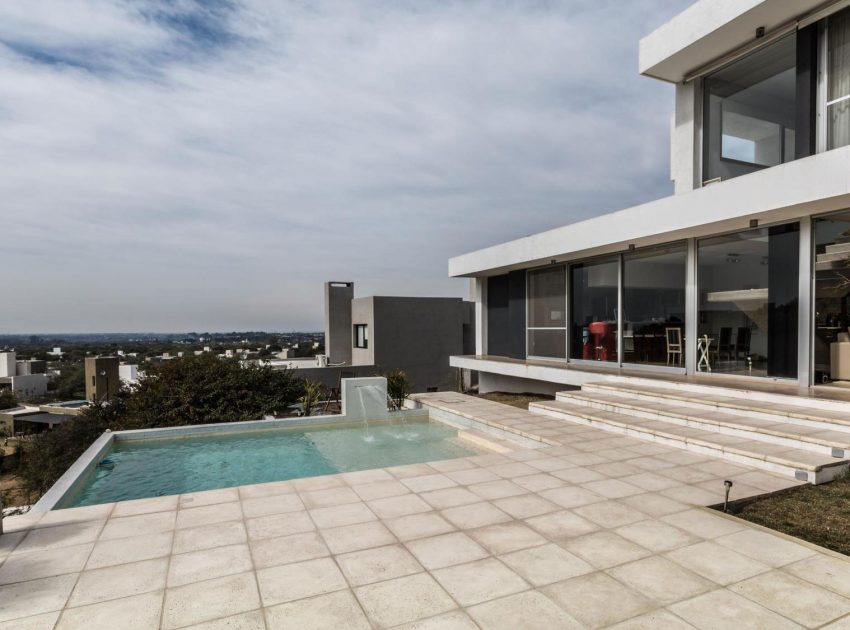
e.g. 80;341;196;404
622;244;687;367
814;211;850;383
697;224;799;378
570;259;619;362
527;266;566;359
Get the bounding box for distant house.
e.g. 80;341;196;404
0;352;50;398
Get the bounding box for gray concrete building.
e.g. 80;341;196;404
324;282;354;366
85;356;120;402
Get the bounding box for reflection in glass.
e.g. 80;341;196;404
703;35;797;183
527;266;566;359
697;224;799;378
814;211;850;383
623;244;687;366
827;8;850;151
570;259;618;362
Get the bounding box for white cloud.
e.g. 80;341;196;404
0;0;692;332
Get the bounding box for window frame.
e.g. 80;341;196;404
353;324;368;349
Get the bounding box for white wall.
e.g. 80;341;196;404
10;374;48;398
0;352;16;378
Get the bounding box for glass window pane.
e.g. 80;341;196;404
814;211;850;383
528;266;566;328
570;259;618;362
623;244;686;367
828;9;850;150
703;35;797;182
697;224;798;378
528;329;566;359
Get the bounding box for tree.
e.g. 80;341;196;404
0;388;17;410
50;364;86;400
385;369;412;411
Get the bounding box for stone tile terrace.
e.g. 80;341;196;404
1;393;849;629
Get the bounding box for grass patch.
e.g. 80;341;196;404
727;473;850;557
475;391;555;410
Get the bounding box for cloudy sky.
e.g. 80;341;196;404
0;0;692;333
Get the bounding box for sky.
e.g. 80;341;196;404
0;0;693;334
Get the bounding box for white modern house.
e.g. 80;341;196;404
451;0;850;395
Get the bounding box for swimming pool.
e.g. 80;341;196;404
63;419;481;507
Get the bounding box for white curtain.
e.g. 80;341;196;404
829;10;850;149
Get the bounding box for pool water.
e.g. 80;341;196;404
65;420;480;507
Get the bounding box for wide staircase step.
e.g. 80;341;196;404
579;381;850;431
557;391;850;459
529;398;849;484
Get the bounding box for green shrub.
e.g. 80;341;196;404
385;369;412;411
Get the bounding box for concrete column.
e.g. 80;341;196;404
685;238;698;374
475;277;487;356
798;217;813;387
324;282;354;365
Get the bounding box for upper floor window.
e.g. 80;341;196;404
703;35;798;184
826;9;850;150
353;324;368;349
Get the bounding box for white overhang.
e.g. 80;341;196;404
449;146;850;278
639;0;837;83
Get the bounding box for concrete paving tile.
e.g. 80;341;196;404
661;509;746;539
488;462;539;478
0;574;76;623
581;478;647;499
175;502;243;529
171;521;246;555
607;556;715;605
240;492;304;518
245;510;314;540
336;544;423;586
659;484;723;506
390;610;479;630
785;554;850;598
563;531;652;570
440;502;511;529
168;543;253;587
67;557;168;607
300;486;361;509
511;473;566;492
341;468;394;485
445;467;500;485
543;571;655;628
162;572;260;630
354;573;456;628
669;588;804;630
665;541;770;585
523;456;573;473
264;590;370;630
0;611;60;630
384;512;456;542
499;543;593;586
823;614;850;629
292;475;345;492
0;530;26;558
37;504;112;527
467;480;527;500
351;480;410;501
731;570;850;628
524;509;599;540
606;609;696;629
714;529;820;568
431;558;528;606
551;466;607;484
386;463;440;479
491;494;558;519
402;474;457;493
468;522;547;555
467;590;583;630
368;494;432;519
627;472;683;491
310;502;377;528
87;530;173;569
615;520;701;552
573;500;650;528
0;543;92;584
182;610;266;630
57;590;163;630
237;480;294;500
179;487;240;508
110;495;178;518
99;511;176;541
320;520;398;554
15;521;102;553
405;532;489;570
418;487;480;509
256;557;347;606
428;458;478;473
250;531;329;569
539;485;605;509
621;493;690;517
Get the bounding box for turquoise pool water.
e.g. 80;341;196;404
65;419;479;507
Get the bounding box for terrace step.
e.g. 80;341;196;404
556;391;850;458
529;399;849;484
825;242;850;254
577;382;850;432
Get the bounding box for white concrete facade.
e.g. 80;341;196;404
450;0;850;391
